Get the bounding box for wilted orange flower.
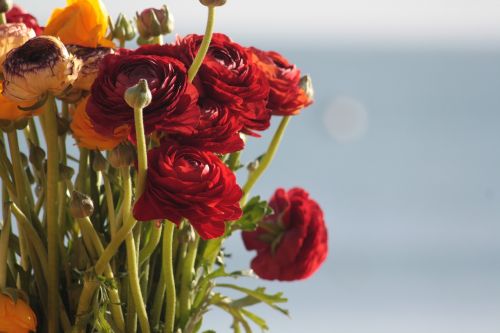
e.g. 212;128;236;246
44;0;113;48
71;96;129;150
0;23;35;68
0;86;43;120
0;293;37;333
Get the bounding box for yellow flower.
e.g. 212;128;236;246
0;23;35;68
70;96;129;150
2;36;82;103
0;293;37;333
44;0;114;48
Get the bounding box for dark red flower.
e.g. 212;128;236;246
242;188;328;281
250;47;312;116
6;5;43;35
86;47;199;138
133;141;243;239
171;99;244;154
149;34;271;136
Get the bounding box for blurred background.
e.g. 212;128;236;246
17;0;500;332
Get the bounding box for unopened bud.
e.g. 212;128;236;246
70;191;94;219
136;6;174;39
0;0;13;13
299;75;314;100
199;0;226;7
57;116;70;136
59;164;75;181
108;142;135;168
124;79;152;109
25;167;35;184
247;160;259;172
29;145;45;171
113;13;136;41
92;151;108;172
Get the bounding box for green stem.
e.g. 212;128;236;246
103;174;117;239
76;148;88;192
0;186;11;288
241;116;291;204
162;222;176;333
0;12;6;25
150;267;166;329
151;35;164;45
133;105;148;197
138;223;162;266
187;6;216;82
179;234;200;328
43;96;61;332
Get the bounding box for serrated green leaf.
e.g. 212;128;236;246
233;196;273;232
240;308;269;331
216;284;289;316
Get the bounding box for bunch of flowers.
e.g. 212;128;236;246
0;0;328;332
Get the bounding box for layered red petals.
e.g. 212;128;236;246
86;49;199;138
250;47;312;116
133;142;243;239
174;34;271;135
242;188;328;281
171;100;244;154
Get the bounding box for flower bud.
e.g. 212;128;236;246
2;36;82;103
199;0;227;7
70;190;94;219
56;115;70;136
124;79;152;110
92;151;108;172
0;0;13;13
108;142;135;168
59;164;75;181
247;160;259;172
29;144;45;171
299;75;314;100
136;6;174;39
113;13;136;42
13;117;28;130
0;23;35;67
66;45;115;91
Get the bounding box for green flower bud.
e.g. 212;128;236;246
124;79;152;110
108;142;135;169
136;6;174;39
113;13;136;42
299;75;314;100
70;190;94;219
0;0;13;13
199;0;227;7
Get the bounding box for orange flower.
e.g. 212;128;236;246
0;293;37;333
70;96;129;150
0;86;43;121
44;0;113;48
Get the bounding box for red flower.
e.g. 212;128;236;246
250;47;312;116
152;34;271;136
133;141;243;239
171;99;244;154
86;47;199;139
6;5;43;35
242;188;328;281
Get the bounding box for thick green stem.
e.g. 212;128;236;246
179;234;200;328
0;186;11;288
42;97;61;332
187;6;216;82
76;148;88;192
162;222;176;333
133;106;148;197
138;224;162;266
241;116;291;204
103;174;117;239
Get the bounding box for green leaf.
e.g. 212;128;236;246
240;308;269;331
216;284;289;316
233;196;273;232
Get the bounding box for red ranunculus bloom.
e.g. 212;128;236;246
242;188;328;281
250;47;312;116
6;5;43;35
171;99;244;154
86;47;199;138
168;34;271;136
133;141;243;239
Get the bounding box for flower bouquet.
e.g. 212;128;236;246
0;0;328;332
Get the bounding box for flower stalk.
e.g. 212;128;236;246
187;5;215;82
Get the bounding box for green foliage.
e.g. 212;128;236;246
232;196;273;232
